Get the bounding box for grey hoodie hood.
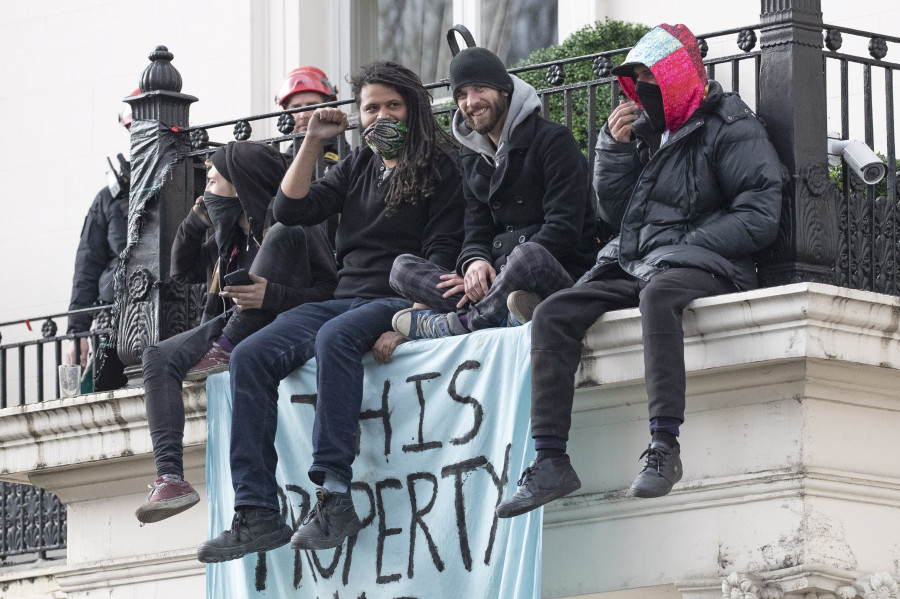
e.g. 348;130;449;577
452;74;541;160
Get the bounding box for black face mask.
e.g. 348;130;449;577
635;81;666;133
203;191;243;253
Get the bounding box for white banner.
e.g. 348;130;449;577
205;324;542;599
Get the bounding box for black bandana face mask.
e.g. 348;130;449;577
203;191;243;253
635;81;667;133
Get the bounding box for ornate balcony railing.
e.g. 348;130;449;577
0;306;112;407
0;482;66;565
3;0;898;572
822;25;900;294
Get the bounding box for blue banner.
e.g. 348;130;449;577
205;324;542;598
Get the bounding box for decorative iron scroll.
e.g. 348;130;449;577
0;482;66;560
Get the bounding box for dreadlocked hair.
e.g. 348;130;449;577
351;61;458;216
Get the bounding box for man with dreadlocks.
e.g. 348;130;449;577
389;46;598;340
198;61;464;562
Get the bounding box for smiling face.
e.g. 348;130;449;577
455;84;509;139
284;91;328;133
358;83;408;130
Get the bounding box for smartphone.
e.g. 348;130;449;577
223;268;253;287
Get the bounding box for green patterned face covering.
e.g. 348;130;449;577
362;118;408;160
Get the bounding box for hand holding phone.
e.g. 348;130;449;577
223;268;253;287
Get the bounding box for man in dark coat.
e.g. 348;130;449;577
497;23;784;518
136;141;337;524
389;47;597;339
65;99;134;392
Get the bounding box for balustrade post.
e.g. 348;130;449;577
116;46;199;378
756;0;839;286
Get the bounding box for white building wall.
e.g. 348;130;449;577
0;0;325;343
3;0;900;351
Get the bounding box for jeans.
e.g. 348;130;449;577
389;242;574;330
228;296;413;510
142;223;314;478
530;267;736;440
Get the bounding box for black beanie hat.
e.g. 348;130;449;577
210;146;232;183
449;47;513;98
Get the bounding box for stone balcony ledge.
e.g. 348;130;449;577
2;282;899;598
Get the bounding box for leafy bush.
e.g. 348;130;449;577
513;18;650;154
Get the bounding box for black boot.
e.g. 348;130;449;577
629;441;682;498
291;487;362;550
496;455;581;518
197;506;293;563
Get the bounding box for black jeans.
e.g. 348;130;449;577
530;267;735;441
142;224;314;478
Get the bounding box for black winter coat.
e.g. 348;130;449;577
586;81;783;290
67;185;127;333
454;111;598;279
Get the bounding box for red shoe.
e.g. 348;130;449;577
185;342;231;381
135;474;200;523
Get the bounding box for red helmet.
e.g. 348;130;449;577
119;88;141;130
276;67;337;107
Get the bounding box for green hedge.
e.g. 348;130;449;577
513;18;650;154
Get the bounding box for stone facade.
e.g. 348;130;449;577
1;283;898;598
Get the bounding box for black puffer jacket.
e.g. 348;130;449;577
67;185;127;333
585;81;783;290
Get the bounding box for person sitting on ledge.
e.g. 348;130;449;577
389;46;598;340
496;23;783;518
197;60;464;563
136;141;337;524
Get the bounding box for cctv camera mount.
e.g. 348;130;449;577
827;131;887;185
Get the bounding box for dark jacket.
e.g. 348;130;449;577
274;145;464;299
585;80;783;290
171;141;336;318
452;76;597;279
67;185;127;333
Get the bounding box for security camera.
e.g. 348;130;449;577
827;132;886;185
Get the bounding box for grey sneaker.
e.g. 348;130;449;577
197;506;293;563
392;308;467;340
506;291;542;326
291;487;362;550
496;455;582;518
630;441;682;498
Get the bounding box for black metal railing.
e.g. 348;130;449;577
108;8;900;381
0;306;113;408
0;482;66;565
823;25;900;295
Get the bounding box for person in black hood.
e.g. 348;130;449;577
136;141;338;525
496;23;784;518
